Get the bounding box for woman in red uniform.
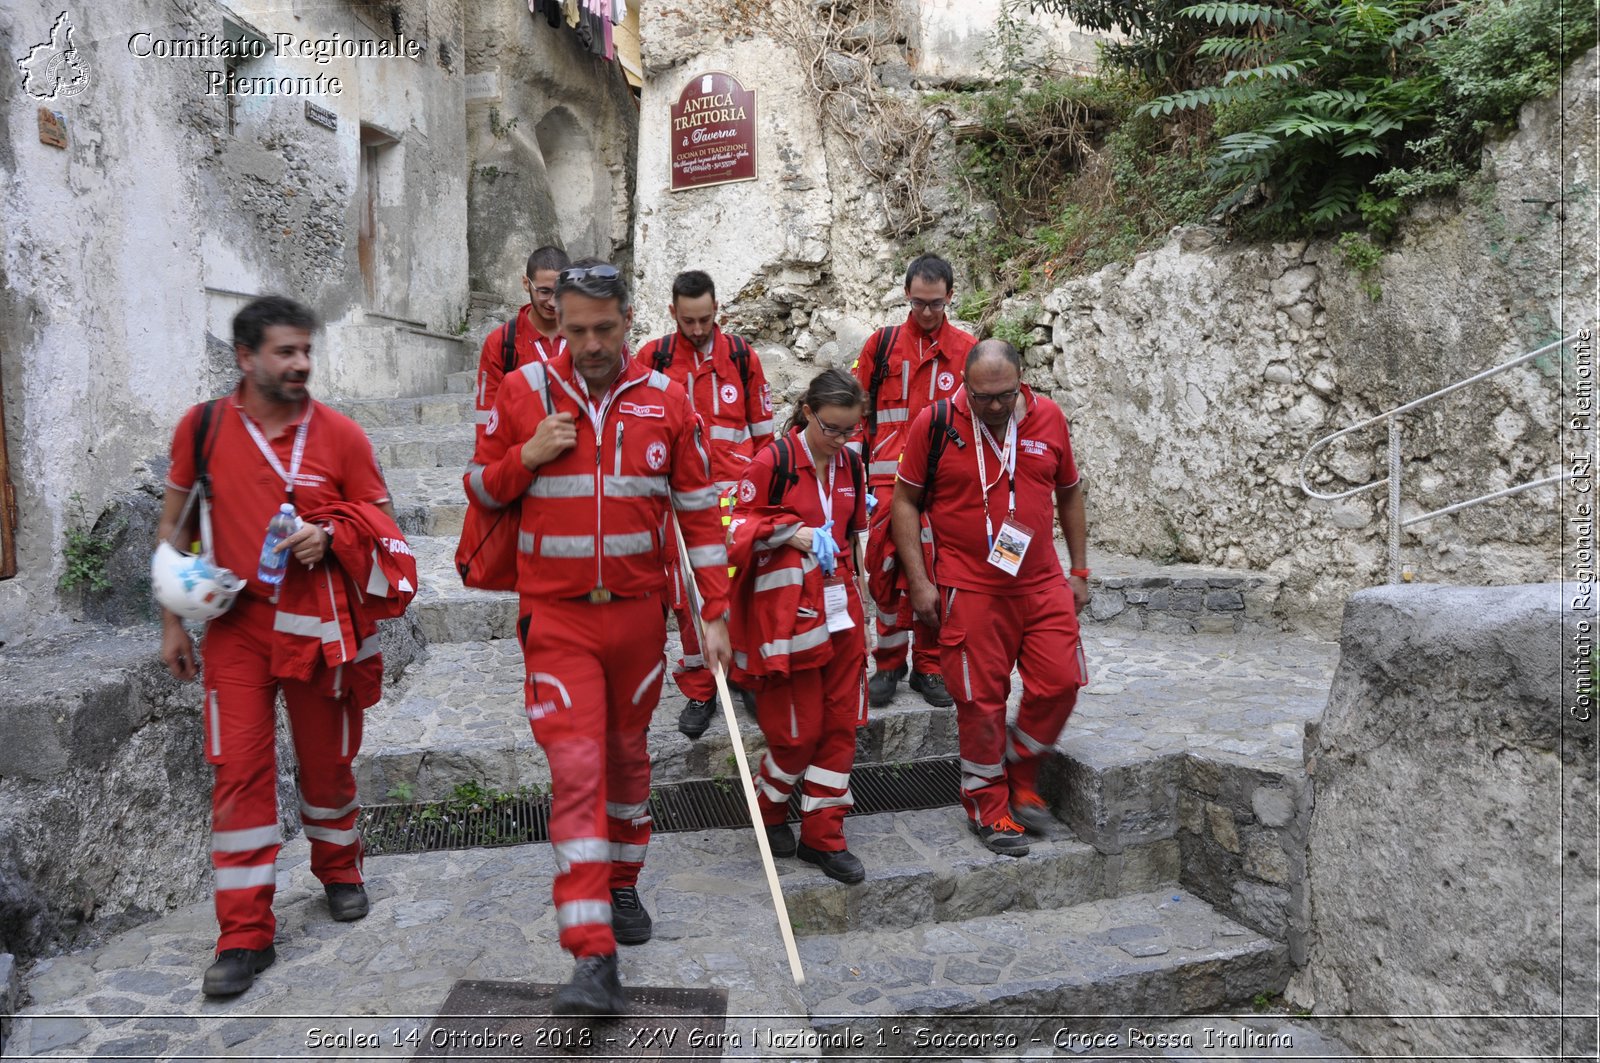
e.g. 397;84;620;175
728;369;871;883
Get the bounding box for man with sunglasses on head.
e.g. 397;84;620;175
469;259;732;1017
891;340;1089;858
472;246;572;449
635;270;774;740
852;254;975;708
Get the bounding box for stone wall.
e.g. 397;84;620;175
1289;584;1596;1060
464;4;638;303
0;0;469;644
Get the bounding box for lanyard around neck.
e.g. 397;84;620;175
238;403;312;498
797;433;836;527
973;413;1016;548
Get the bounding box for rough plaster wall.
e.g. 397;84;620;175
465;4;637;304
0;1;467;643
1288;584;1595;1060
912;0;1100;79
1037;47;1595;626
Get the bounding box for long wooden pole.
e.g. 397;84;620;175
670;511;805;986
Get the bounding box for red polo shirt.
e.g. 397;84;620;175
167;389;391;603
897;385;1079;595
738;427;869;554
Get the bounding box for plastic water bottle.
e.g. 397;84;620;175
257;503;298;585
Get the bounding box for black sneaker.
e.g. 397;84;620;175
970;815;1031;857
765;821;797;858
550;952;626;1017
677;698;714;739
909;670;955;707
610;886;652;945
201;945;276;998
325;882;369;922
867;665;907;707
796;843;866;884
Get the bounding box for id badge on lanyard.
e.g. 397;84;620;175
240;405;312;503
976;416;1031;576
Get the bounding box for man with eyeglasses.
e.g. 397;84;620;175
635;270;774;740
470;259;732;1016
890;340;1089;857
851;254;975;709
472;245;572;449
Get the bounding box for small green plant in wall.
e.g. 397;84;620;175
1335;231;1385;301
60;492;122;594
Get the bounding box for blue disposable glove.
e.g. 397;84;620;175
812;520;838;577
864;492;879;517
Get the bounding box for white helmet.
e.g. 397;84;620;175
151;541;244;621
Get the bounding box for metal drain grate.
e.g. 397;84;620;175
360;757;960;856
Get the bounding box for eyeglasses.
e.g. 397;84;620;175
908;298;947;313
813;417;861;440
531;286;556;298
967;388;1020;406
557;264;621;285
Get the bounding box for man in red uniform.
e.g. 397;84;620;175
472;261;732;1015
852;254;975;708
634;270;773;739
891;339;1090;857
157;296;397;997
473;245;572;448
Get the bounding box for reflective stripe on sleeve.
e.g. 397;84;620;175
468;464;503;508
760;626;832;659
687;543;728;568
671;486;721;511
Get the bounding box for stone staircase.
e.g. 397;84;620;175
0;353;1353;1060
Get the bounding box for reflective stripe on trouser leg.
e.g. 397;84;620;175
1009;578;1085;796
936;586;1026;827
798;617;867;851
526;595;666;956
286;681;365;886
753;673;815;827
200;599;289;952
671;597;715;701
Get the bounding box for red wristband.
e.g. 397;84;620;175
1070;567;1090;579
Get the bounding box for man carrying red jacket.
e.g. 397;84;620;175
157;296;399;998
471;261;732;1016
634;270;773;739
473;245;572;449
852;254;975;708
891;339;1090;858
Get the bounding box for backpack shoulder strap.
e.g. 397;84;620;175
193;399;221;494
501;315;518;374
728;335;752;394
921;398;961;510
866;325;900;431
768;437;797;508
650;335;674;372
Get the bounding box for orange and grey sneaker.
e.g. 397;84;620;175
1009;788;1056;836
970;814;1030;857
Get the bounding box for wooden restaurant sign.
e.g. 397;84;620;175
669;71;757;191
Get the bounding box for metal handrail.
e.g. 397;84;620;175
1298;333;1577;583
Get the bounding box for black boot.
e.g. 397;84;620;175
610;886;652;945
325;882;369;922
867;665;907;707
677;698;714;739
201;945;276;998
550;952;626;1017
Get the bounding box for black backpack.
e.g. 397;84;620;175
918;398;965;510
500;315;518;374
192;399;222;495
767;438;866;535
650;332;754;397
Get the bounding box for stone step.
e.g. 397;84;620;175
777;808;1179;939
1082;551;1283;634
798;888;1290;1048
405;536;518;645
368;424;475;472
333;393;476;433
354;638;961;804
385;468;468;538
446;369;475;394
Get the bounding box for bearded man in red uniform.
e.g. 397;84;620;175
157;296;397;997
891;339;1090;857
472;245;572;448
634;270;773;738
852;254;975;708
471;261;732;1016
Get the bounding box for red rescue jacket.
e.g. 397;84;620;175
470;352;732;616
851;315;976;487
634;326;774;488
271;501;417;709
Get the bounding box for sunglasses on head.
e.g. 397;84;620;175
558;264;621;285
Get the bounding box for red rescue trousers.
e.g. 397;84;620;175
752;583;868;851
520;594;666;959
668;557;716;702
201;597;364;953
868;485;941;676
936;580;1085;826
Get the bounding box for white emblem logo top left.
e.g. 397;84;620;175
486;408;500;436
17;12;90;101
937;371;956;393
720;383;739;406
646;441;668;470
